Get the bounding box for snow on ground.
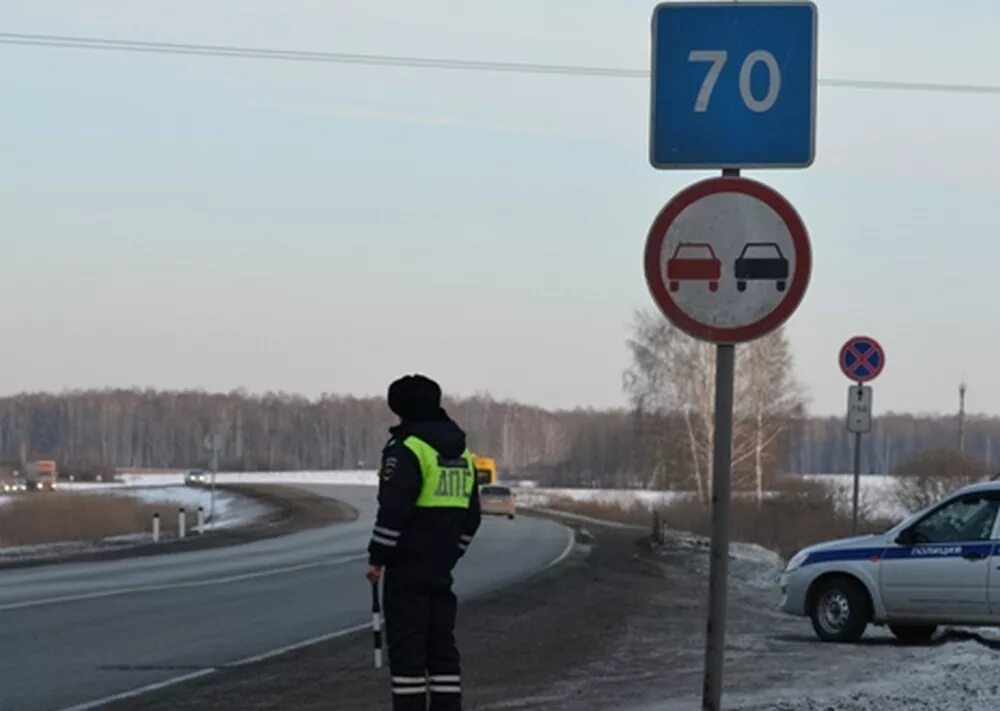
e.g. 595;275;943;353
97;486;273;529
111;470;378;488
655;528;785;590
1;469;915;525
46;469;914;524
514;487;692;510
644;635;1000;710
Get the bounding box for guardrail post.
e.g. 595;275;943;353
178;508;186;539
152;512;160;543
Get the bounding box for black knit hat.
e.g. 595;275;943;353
387;374;443;422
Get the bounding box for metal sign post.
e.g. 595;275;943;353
699;166;742;710
703;339;734;710
847;384;873;533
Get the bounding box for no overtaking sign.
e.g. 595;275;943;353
644;177;811;344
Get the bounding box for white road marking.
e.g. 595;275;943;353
543;525;576;570
0;554;367;612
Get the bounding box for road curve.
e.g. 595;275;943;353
0;485;572;711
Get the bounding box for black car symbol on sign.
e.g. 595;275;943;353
734;242;789;292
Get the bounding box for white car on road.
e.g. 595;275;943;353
781;481;1000;643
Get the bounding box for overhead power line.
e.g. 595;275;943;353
0;32;646;78
3;31;1000;96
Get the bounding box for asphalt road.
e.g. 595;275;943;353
0;485;572;711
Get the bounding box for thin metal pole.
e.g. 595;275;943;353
702;343;735;711
852;429;862;535
210;435;219;530
958;382;967;453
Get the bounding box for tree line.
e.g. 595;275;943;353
0;389;593;479
0;313;986;486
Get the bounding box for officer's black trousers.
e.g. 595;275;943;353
384;567;462;711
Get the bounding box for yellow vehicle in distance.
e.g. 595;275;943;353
472;456;497;486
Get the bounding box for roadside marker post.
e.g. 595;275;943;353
197;506;205;535
647;3;817;709
178;508;186;540
152;513;160;543
839;336;885;534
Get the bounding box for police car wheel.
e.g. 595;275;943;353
809;578;869;642
889;624;937;644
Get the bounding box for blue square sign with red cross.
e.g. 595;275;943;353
839;336;885;383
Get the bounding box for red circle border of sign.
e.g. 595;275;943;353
839;336;886;383
643;177;812;344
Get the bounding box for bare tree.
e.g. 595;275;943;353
624;310;804;502
625;310;715;499
735;331;806;505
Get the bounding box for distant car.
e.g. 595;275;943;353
1;482;26;493
734;242;789;292
184;469;207;486
666;242;721;292
480;485;516;520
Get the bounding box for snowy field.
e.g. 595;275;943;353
515;474;914;522
0;470;919;542
802;473;909;520
113;470;378;488
2;470;916;522
57;469;914;522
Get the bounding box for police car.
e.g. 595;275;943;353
781;481;1000;643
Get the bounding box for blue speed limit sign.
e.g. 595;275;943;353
650;2;817;169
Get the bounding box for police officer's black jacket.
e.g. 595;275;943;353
367;417;481;579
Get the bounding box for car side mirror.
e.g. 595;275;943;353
895;528;916;546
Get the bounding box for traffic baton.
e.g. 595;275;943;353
371;580;383;669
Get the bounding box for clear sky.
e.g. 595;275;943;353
1;1;999;416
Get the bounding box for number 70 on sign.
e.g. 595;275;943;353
689;50;781;113
649;2;817;169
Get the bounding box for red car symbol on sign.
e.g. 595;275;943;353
666;242;721;292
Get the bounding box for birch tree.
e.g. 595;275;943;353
624;310;804;503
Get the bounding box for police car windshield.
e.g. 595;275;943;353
912;495;1000;543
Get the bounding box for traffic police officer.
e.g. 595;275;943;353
366;375;481;711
